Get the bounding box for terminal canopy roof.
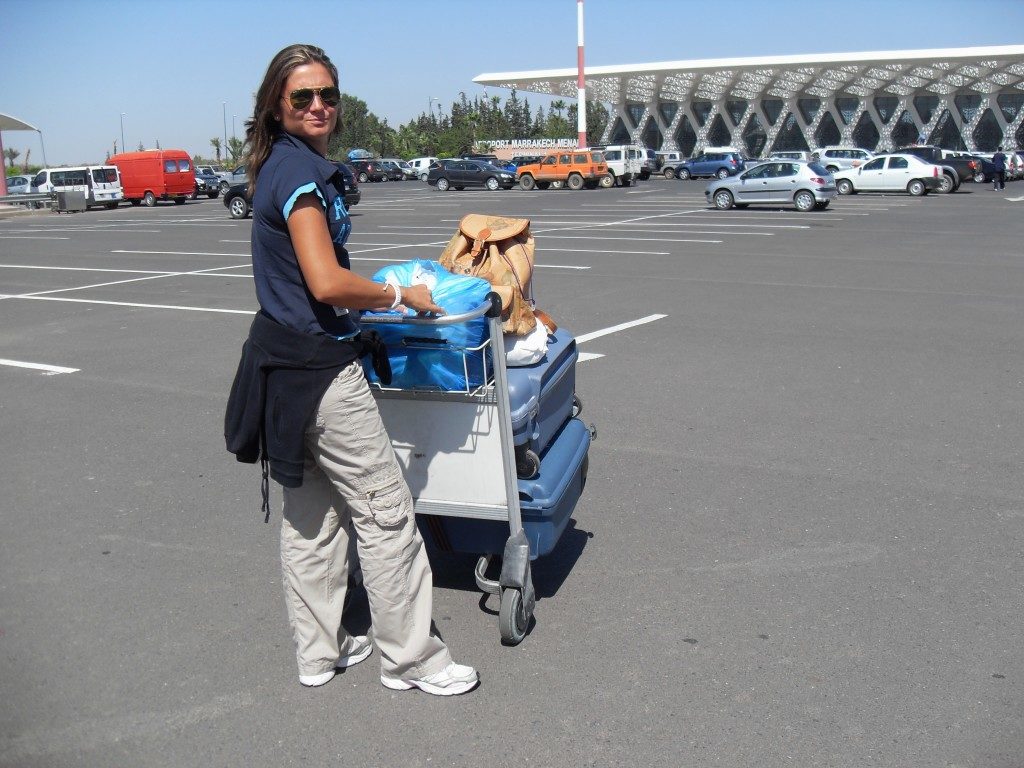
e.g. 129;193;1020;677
0;113;40;132
474;45;1024;103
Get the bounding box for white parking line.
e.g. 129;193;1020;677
0;358;79;375
10;296;254;314
0;235;71;240
576;314;668;344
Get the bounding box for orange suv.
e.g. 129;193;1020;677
516;149;610;190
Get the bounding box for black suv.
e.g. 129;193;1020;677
426;159;516;191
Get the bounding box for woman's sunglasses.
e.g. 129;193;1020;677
285;86;341;110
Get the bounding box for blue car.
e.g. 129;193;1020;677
674;151;750;180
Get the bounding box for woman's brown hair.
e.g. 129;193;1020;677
243;44;342;197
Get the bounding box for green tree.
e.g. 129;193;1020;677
226;136;245;165
567;100;610;146
4;148;20;169
210;137;222;163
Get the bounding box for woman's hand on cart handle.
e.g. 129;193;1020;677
399;283;446;316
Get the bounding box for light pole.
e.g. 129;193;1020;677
222;102;228;160
232;115;237;141
120;112;125;154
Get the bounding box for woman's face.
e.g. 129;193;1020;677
277;62;338;153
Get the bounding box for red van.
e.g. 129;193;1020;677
108;149;195;206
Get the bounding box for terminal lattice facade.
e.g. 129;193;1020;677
474;47;1024;156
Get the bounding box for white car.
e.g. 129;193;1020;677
407;156;439;181
833;154;943;196
812;146;874;172
4;174;33;195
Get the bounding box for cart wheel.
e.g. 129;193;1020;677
515;447;540;479
499;587;529;645
572;394;583;418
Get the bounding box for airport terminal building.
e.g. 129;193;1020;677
474;45;1024;156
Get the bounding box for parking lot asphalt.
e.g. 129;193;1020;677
2;178;1023;767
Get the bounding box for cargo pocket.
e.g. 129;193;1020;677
359;465;408;531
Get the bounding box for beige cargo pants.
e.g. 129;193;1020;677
280;361;452;680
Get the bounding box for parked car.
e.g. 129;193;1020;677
407;156;439;181
832;153;942;196
515;150;610;190
427;159;515;191
222;164;360;219
4;174;34;195
109;150;193;206
376;160;405;181
673;151;749;180
593;144;643;186
218;165;247;195
811;146;874;172
349;159;387;183
767;151;815;162
380;158;416;180
192;168;222;199
704;160;836;212
656;150;682;175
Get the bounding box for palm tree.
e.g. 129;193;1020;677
4;148;20;169
210;137;222;163
550;100;567;120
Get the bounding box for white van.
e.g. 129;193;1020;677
32;165;124;209
407;156;439;181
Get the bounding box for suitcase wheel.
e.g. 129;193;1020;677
515;446;540;480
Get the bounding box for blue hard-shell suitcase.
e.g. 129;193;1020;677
507;327;579;478
417;416;591;560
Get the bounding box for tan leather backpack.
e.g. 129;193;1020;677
439;214;554;336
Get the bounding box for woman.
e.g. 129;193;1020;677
228;43;477;696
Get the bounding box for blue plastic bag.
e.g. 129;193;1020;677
363;260;492;390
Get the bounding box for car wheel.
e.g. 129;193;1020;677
219;181;229;195
208;192;219;199
519;174;535;190
663;167;675;179
229;195;250;219
713;189;734;210
677;168;691;180
566;173;584;190
599;173;615;188
907;179;927;196
143;191;156;207
436;177;450;191
826;165;839;173
937;173;955;194
974;171;986;183
715;168;730;179
358;172;369;183
794;190;816;212
485;176;500;191
419;173;428;182
836;179;855;195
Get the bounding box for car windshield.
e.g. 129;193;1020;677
590;151;604;163
481;163;504;172
808;162;829;174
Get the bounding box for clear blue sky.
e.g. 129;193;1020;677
3;0;1023;167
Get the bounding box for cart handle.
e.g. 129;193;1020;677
361;291;503;326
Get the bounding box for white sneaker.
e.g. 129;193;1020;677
299;636;373;687
380;662;479;696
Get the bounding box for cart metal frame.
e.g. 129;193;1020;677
361;293;535;644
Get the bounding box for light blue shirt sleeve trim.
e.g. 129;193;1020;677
283;182;325;220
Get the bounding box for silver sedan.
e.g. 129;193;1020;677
704;161;837;212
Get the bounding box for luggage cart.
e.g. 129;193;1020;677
361;293;589;644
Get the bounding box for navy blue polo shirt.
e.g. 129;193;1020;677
251;132;356;337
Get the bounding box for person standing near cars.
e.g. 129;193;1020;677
992;146;1007;191
226;43;478;696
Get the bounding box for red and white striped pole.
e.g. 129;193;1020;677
576;0;587;148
